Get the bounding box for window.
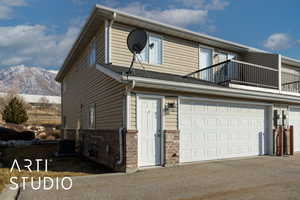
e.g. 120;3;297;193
89;38;96;65
199;46;213;81
62;80;67;93
63;116;67;129
216;52;236;62
138;34;162;65
215;51;237;80
88;104;96;129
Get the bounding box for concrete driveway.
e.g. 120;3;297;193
18;154;300;200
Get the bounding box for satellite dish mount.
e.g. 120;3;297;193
126;29;147;75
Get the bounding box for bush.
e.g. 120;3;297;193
2;97;28;124
0;128;35;141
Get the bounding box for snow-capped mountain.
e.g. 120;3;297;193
0;65;60;96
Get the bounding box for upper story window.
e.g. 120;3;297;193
63;116;67;129
138;34;162;65
216;51;237;62
62;79;67;93
89;38;96;65
199;46;213;81
87;104;96;129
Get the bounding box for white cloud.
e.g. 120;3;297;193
119;2;208;27
180;0;205;9
264;33;293;50
205;0;229;10
0;24;80;67
0;0;26;6
0;0;26;19
179;0;229;10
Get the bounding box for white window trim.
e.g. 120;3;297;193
89;38;96;66
62;80;67;94
87;103;96;129
136;32;164;66
63;116;67;129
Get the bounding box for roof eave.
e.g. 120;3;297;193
56;6;108;82
57;4;300;82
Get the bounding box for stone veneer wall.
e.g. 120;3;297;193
125;130;138;170
164;130;180;166
78;129;124;171
61;128;180;171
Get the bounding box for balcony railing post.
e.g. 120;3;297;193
278;54;282;92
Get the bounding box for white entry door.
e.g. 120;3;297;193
180;99;268;163
289;107;300;151
138;97;162;167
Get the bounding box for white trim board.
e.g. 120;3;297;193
124;75;300;104
179;96;273;106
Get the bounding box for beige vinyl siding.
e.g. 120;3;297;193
111;23;199;76
282;64;300;75
165;97;178;130
129;93;178;131
63;65;125;129
129;93;137;130
62;25;125;130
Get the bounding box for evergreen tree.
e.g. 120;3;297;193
2;97;28;124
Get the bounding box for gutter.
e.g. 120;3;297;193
121;75;300;104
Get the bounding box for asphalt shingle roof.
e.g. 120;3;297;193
101;64;224;87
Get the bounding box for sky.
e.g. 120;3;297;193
0;0;300;70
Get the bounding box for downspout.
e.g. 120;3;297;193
117;80;135;165
106;11;124;166
105;12;116;64
117;127;123;165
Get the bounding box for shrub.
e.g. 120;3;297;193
0;128;35;141
2;97;28;124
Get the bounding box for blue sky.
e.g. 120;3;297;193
0;0;300;70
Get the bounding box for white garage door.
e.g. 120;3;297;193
289;107;300;152
180;99;268;163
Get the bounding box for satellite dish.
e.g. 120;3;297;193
127;29;147;54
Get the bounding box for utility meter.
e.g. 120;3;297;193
274;110;281;127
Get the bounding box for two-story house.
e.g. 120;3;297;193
56;5;300;172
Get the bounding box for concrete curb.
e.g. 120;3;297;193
0;184;20;200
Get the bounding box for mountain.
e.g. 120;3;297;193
0;65;60;96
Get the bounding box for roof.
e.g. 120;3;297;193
102;64;224;87
56;4;300;82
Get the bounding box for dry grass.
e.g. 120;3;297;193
0;156;113;192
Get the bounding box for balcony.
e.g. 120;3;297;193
184;59;279;89
282;72;300;93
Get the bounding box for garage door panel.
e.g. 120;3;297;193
289;107;300;152
180;100;267;162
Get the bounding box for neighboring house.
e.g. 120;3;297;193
56;5;300;171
